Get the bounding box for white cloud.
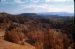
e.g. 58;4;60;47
45;0;52;2
14;0;24;3
14;0;40;3
15;4;74;13
40;4;74;13
53;0;66;2
45;0;66;2
46;5;74;13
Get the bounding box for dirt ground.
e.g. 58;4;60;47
0;30;35;49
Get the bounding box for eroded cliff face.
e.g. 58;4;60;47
4;22;74;49
0;13;74;49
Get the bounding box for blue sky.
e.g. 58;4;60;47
0;0;74;14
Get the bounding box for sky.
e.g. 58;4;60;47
0;0;74;14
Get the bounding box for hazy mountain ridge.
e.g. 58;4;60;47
37;12;74;16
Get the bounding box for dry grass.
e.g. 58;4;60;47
0;39;35;49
